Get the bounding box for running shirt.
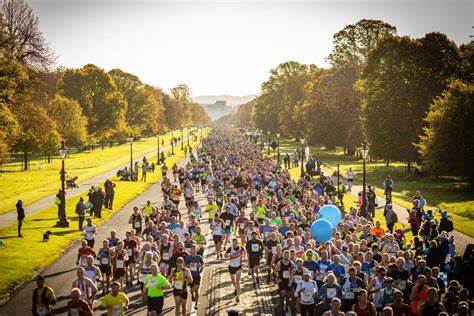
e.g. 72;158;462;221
226;246;244;267
185;255;204;276
84;225;96;241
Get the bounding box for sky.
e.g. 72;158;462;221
29;0;472;96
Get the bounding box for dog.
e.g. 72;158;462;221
42;231;51;242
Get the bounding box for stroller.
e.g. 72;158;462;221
66;176;79;189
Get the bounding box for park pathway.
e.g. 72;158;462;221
0;151;279;316
0;143;174;228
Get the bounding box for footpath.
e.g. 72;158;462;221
0;144;172;228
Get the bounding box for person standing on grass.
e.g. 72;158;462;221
383;203;398;233
384;175;393;201
55;189;65;220
104;179;116;209
141;162;148;182
76;197;87;231
16;199;25;237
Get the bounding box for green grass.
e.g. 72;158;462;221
0;128;193;214
277;139;474;237
0;130;208;303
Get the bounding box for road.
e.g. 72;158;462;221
0;143;173;228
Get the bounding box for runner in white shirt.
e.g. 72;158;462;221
295;271;318;316
225;238;246;303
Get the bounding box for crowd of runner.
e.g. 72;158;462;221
31;128;473;316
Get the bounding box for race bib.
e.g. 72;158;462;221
225;220;231;226
134;221;141;228
148;278;157;287
140;274;147;283
271;246;277;255
240;223;245;229
282;270;290;279
69;308;79;316
80;258;87;267
116;260;124;269
264;231;269;238
112;305;122;316
127;249;133;257
174;280;183;289
190;263;198;271
251;244;260;252
36;307;47;316
101;258;109;265
327;288;337;298
302;293;313;302
162;253;170;261
344;291;355;299
294;275;302;282
398;280;407;290
86;232;94;240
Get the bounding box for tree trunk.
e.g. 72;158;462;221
406;161;411;173
386;160;390;167
23;147;28;171
47;154;51;163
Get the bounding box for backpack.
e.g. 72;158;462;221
391;211;398;223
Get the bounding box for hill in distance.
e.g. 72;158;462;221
192;94;257;107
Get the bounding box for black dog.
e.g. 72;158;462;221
42;231;51;242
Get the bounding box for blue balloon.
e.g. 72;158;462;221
311;219;334;243
317;204;342;228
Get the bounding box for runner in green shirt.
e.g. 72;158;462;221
142;263;171;315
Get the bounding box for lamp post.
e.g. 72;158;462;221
129;134;134;174
266;130;270;156
360;141;369;212
187;129;190;147
180;128;184;150
276;133;281;161
57;141;69;227
157;133;161;165
300;138;305;178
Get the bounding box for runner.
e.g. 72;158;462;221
31;275;56;316
66;288;92;316
184;245;204;309
169;257;193;316
100;281;129;316
245;231;264;285
225;237;245;303
83;218;97;248
97;239;113;294
129;206;143;234
71;267;98;308
143;263;171;316
77;240;96;268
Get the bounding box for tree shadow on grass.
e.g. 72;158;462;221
49;229;80;236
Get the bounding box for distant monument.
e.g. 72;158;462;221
199;100;235;121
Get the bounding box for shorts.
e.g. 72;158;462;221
185;196;192;202
213;235;222;244
134;227;142;234
114;268;125;279
278;279;290;291
223;228;231;235
147;296;164;313
99;264;111;275
86;239;94;248
348;178;354;183
249;255;261;269
126;258;135;266
217;200;223;207
159;261;170;271
228;266;242;275
191;275;201;286
173;288;189;299
250;196;257;202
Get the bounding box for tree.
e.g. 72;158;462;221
170;84;191;103
418;80;474;190
1;0;54;68
13;102;58;170
360;34;461;170
145;85;168;133
328;19;396;66
253;61;313;137
109;69;156;136
52;95;88;147
60;64;127;141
